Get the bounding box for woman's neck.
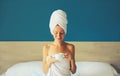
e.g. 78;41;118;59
53;40;65;46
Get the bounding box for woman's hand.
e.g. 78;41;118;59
64;51;76;74
64;52;72;61
47;56;57;65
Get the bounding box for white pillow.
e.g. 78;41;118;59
73;62;118;76
4;61;43;76
4;61;118;76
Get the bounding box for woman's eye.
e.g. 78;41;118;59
60;32;64;34
54;32;64;35
55;32;58;34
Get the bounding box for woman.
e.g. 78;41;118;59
42;9;76;76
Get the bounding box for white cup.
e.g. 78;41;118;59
54;53;64;60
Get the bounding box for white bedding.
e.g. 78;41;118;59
0;61;119;76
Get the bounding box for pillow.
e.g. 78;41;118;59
72;62;118;76
4;61;43;76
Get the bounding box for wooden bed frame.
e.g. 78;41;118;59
0;41;120;74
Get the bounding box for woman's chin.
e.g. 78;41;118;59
56;39;63;42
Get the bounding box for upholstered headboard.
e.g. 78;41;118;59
0;41;120;74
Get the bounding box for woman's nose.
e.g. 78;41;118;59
57;33;60;36
57;32;61;37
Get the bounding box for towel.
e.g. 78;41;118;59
45;54;71;76
49;9;68;35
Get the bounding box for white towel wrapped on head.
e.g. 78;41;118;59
49;9;68;35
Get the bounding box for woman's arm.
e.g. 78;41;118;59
69;44;76;74
42;45;50;73
42;45;57;74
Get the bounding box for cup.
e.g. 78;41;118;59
54;53;64;60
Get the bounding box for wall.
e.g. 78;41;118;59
0;0;120;41
0;42;120;74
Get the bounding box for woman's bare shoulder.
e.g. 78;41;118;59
43;42;54;50
65;42;75;50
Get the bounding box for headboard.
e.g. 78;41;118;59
0;41;120;74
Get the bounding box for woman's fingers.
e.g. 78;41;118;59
64;53;72;60
47;56;57;64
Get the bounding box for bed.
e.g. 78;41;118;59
0;42;120;76
0;61;120;76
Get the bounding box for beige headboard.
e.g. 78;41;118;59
0;41;120;74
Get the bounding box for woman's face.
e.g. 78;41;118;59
53;25;65;42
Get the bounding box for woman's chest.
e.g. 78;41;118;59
48;46;69;55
